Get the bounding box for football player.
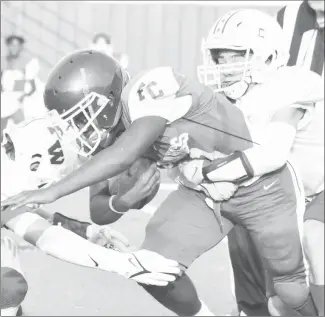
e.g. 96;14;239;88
1;116;181;315
193;8;324;316
1;41;318;315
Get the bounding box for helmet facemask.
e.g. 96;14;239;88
198;42;281;100
198;17;289;101
48;91;122;158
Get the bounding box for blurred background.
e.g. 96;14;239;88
1;1;290;81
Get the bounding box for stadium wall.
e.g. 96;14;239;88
1;1;287;81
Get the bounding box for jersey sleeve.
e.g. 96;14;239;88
127;67;192;123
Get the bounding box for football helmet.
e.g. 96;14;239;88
1;116;80;193
197;9;290;100
43;49;127;157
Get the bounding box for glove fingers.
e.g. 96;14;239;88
109;239;131;252
152;265;181;275
134;272;176;286
100;228;130;247
136;277;168;286
144;272;177;282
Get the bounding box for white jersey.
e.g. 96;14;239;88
1;117;82;200
237;66;324;196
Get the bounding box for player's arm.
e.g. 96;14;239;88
3;208;180;285
3;207;116;269
89;162;160;225
1;68;191;209
89;180;124;225
1;116;167;210
55;115;166;196
200;70;324;183
202;106;304;182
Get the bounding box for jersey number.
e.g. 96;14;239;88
48;140;64;165
137;81;164;101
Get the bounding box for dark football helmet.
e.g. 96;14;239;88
44;49;126;157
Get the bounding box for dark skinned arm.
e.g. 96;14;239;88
89;180;126;225
52;116;167;199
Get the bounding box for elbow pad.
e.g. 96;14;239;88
202;151;255;184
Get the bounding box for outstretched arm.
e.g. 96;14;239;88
1;116;167;209
3;207;180;286
3;207;123;269
52;116;166;198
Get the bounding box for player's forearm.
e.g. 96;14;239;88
35;225;115;269
90;194;126;225
52;145;135;200
204;122;297;182
5;211;124;271
50;117;166;201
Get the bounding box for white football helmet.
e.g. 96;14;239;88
197;9;290;100
1;116;81;192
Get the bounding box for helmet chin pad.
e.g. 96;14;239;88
223;76;252;100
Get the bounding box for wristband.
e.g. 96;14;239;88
109;195;128;214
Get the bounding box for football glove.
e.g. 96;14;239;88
121;249;181;286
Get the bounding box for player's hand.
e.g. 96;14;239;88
190;148;227;161
178;159;205;186
1;187;59;210
116;163;160;210
199;182;238;202
120;249;181;286
189;148;215;160
88;225;130;252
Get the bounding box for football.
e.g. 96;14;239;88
108;157;160;209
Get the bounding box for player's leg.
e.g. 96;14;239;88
227;225;270;316
141;186;234;316
222;164;317;316
228;227;299;316
303;191;324;316
1;235;28;316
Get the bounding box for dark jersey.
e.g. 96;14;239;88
120;67;253;168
